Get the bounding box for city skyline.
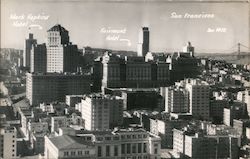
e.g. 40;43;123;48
1;0;249;53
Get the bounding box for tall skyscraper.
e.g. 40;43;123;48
46;24;78;73
137;27;149;57
30;43;47;73
24;33;37;69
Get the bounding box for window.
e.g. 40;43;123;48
113;136;119;140
98;146;102;157
85;151;89;155
132;143;136;153
71;151;76;156
127;143;131;154
106;145;110;157
121;144;126;154
154;148;158;154
143;143;147;153
138;143;142;153
97;137;103;141
64;151;69;156
114;145;119;156
105;137;111;141
77;151;82;156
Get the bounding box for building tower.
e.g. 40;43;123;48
183;41;195;57
24;33;37;70
46;24;78;73
137;27;149;57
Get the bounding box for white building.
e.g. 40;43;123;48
185;79;210;120
246;127;250;140
0;127;17;159
44;128;161;159
81;93;123;131
150;118;188;148
46;24;78;73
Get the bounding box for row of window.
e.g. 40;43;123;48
121;134;148;140
64;150;89;157
121;155;149;159
96;136;119;141
97;143;148;157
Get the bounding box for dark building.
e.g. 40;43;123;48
169;52;200;83
92;59;103;92
26;72;91;105
122;90;161;110
24;33;37;70
99;52;170;91
137;27;149;57
30;43;47;73
104;88;162;110
210;99;229;124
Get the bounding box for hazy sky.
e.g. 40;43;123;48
1;0;249;53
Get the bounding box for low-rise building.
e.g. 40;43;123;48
173;127;239;159
44;128;161;159
150;118;188;148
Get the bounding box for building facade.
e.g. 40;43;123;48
81;93;123;131
30;43;47;73
101;52;170;91
173;128;239;159
46;24;79;73
185;79;210;120
0;127;17;159
165;86;189;113
26;72;91;105
44;128;161;159
150;118;188;148
24;33;37;69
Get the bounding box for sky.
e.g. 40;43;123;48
1;0;249;53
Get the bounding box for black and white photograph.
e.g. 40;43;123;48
0;0;250;158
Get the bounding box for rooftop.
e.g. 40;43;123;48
0;107;18;121
49;135;94;150
47;24;68;32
